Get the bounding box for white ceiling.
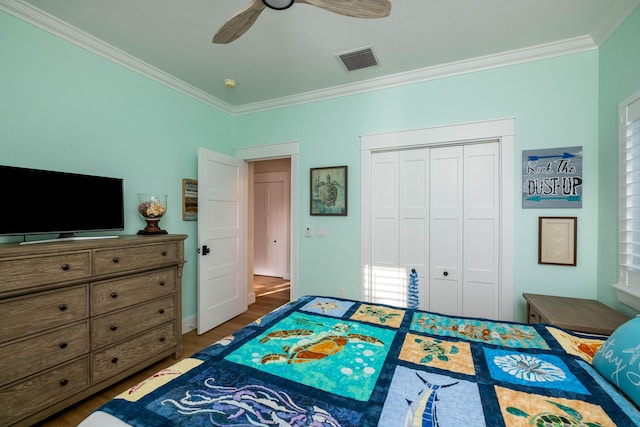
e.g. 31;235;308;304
2;0;638;113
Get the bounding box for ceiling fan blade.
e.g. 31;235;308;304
300;0;391;19
213;0;267;44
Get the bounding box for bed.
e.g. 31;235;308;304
79;295;640;426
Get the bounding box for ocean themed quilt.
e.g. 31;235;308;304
81;296;640;427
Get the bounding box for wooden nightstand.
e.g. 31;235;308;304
523;293;629;335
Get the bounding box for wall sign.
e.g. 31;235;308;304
522;146;582;208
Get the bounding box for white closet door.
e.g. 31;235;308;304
429;146;463;315
254;173;287;278
253;181;269;275
399;149;429;309
368;151;402;306
463;143;500;318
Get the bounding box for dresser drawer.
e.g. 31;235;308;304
93;242;179;275
91;269;176;315
0;252;90;294
0;321;89;386
91;296;175;350
0;286;88;342
0;357;89;426
92;322;176;384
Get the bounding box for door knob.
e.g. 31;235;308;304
201;245;211;255
443;271;449;277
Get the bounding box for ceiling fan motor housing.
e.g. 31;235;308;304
262;0;295;10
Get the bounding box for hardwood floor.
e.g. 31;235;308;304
36;277;290;426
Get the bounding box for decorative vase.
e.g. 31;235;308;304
137;193;168;235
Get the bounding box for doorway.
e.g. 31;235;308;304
250;158;291;301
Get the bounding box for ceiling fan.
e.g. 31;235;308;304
213;0;392;44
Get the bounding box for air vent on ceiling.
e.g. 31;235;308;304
336;47;379;72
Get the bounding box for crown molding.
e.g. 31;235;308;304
1;0;608;116
234;36;597;115
0;0;236;114
591;0;639;46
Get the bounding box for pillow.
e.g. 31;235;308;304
592;316;640;406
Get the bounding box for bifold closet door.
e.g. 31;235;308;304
398;149;429;309
462;143;500;318
369;149;429;308
429;146;463;315
369;151;401;306
429;143;500;318
368;143;499;316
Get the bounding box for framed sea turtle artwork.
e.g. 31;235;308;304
310;166;347;216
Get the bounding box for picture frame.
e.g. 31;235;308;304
182;178;198;221
538;216;577;266
310;166;347;216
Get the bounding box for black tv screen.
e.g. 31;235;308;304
0;165;124;237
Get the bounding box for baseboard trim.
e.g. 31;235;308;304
182;316;196;335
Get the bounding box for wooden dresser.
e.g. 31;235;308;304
0;234;187;426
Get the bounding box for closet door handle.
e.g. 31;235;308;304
443;271;449;277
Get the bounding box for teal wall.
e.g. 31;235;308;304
235;53;600;322
2;7;638;324
597;6;640;316
0;10;235;321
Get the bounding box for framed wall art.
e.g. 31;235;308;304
310;166;347;216
182;178;198;221
538;216;577;266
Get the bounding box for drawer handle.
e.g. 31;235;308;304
111;357;118;364
59;304;68;311
443;271;449;277
161;251;168;256
159;336;165;342
159;280;166;286
159;308;165;314
111;292;118;299
112;257;120;263
110;325;118;331
61;264;70;271
59;342;68;349
59;379;69;387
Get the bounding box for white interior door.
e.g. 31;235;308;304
197;148;247;334
253;172;287;278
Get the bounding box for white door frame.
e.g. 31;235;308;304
360;118;515;320
236;142;299;303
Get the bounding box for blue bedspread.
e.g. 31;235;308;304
91;296;640;426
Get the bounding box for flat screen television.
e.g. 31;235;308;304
0;165;124;241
